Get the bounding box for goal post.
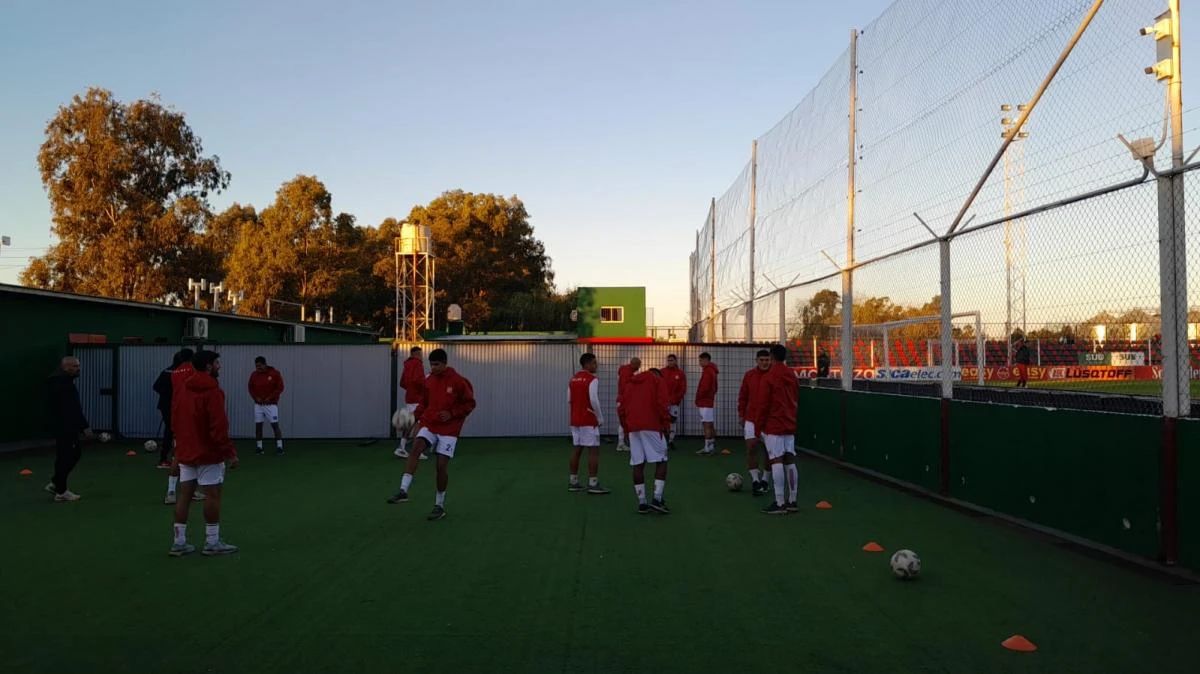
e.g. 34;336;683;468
831;312;985;386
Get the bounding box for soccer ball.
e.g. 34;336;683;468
890;549;921;580
144;440;158;452
725;472;744;492
391;408;415;432
98;432;112;443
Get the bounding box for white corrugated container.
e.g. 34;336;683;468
73;346;114;432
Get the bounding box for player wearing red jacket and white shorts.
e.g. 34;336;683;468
619;368;672;515
248;356;285;455
395;346;428;460
694;353;719;455
169;350;239;556
661;354;687;449
615;357;640;451
737;349;772;496
759;344;800;515
387;349;476;520
567;353;610;495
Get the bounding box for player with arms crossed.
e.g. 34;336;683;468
386;349;476;520
615;357;640;451
567;353;611;494
395;346;428;460
164;349;204;505
738;349;772;497
619;367;672;514
759;344;800;515
249;356;285;455
694;352;719;455
169;350;239;556
661;354;687;450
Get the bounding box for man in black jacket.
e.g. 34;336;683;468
46;356;92;501
152;349;193;467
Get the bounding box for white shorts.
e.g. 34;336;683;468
697;407;715;423
629;430;668;466
668;405;680;421
744;421;760;440
416;427;459;458
254;404;280;424
762;434;796;460
570;426;600;447
179;462;225;486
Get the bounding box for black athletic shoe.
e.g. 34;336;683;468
761;502;789;516
567;481;585;492
752;481;766;497
786;502;799;513
637;503;651;515
650;499;671;514
586;483;611;495
387;490;409;504
255;447;264;456
427;505;446;521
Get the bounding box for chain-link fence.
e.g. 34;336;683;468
689;0;1199;413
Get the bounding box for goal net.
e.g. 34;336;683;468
818;312;985;385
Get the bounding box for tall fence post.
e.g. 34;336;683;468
748;140;758;342
841;27;859;394
709;198;717;343
1155;0;1187;565
938;238;953;497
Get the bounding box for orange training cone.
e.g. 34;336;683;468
1001;635;1037;652
862;541;884;552
815;500;833;509
125;450;137;457
720;449;732;455
19;469;33;476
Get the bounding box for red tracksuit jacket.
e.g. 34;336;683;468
169;362;196;437
695;362;719;407
400;356;425;404
618;372;671;433
661;365;687;405
617;364;636;405
759;362;799;436
174;371;237;466
248;367;285;404
737;367;769;424
568;370;602;427
415;367;477;437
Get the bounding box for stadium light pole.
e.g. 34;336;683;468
1001;105;1030;365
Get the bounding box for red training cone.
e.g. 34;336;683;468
815;500;833;509
19;469;33;476
862;541;884;552
125;450;137;457
1001;635;1037;652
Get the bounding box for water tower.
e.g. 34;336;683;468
394;224;436;340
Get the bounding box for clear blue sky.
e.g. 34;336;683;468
0;0;894;326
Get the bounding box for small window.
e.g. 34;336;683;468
600;306;624;323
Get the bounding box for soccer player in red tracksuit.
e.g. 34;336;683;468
248;356;285;455
661;354;687;449
694;352;719;455
169;350;239;556
164;348;205;505
615;357;641;451
759;344;800;515
619;368;673;515
395;346;428;459
738;349;773;497
567;353;611;494
387;348;476;520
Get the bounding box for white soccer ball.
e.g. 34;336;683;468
144;440;158;452
98;432;112;443
725;472;744;492
890;549;921;580
392;408;415;432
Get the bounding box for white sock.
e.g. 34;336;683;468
173;523;186;545
772;464;786;506
276;439;283;449
634;483;647;504
786;464;799;502
399;437;408;452
588;476;598;487
569;473;579;485
618;427;626;445
256;440;263;449
435;491;446;507
749;468;761;482
400;473;413;492
653;479;665;501
167;475;178;495
205;523;219;546
706;438;715;450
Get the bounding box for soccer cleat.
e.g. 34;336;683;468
168;542;196;557
637;503;651;515
192;491;206;501
650;499;671;514
427;505;446;521
394;447;409;458
786;502;800;513
43;482;57;495
419;452;429;461
387;490;409;504
695;448;715;456
276;448;285;456
202;541;239;556
255;447;265;455
164;493;177;505
668;442;677;451
156;461;172;469
587;484;612;495
54;490;81;502
567;481;584;492
761;502;789;516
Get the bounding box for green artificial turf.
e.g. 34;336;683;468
4;437;1199;673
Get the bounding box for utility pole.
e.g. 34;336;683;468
1001;104;1030;364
